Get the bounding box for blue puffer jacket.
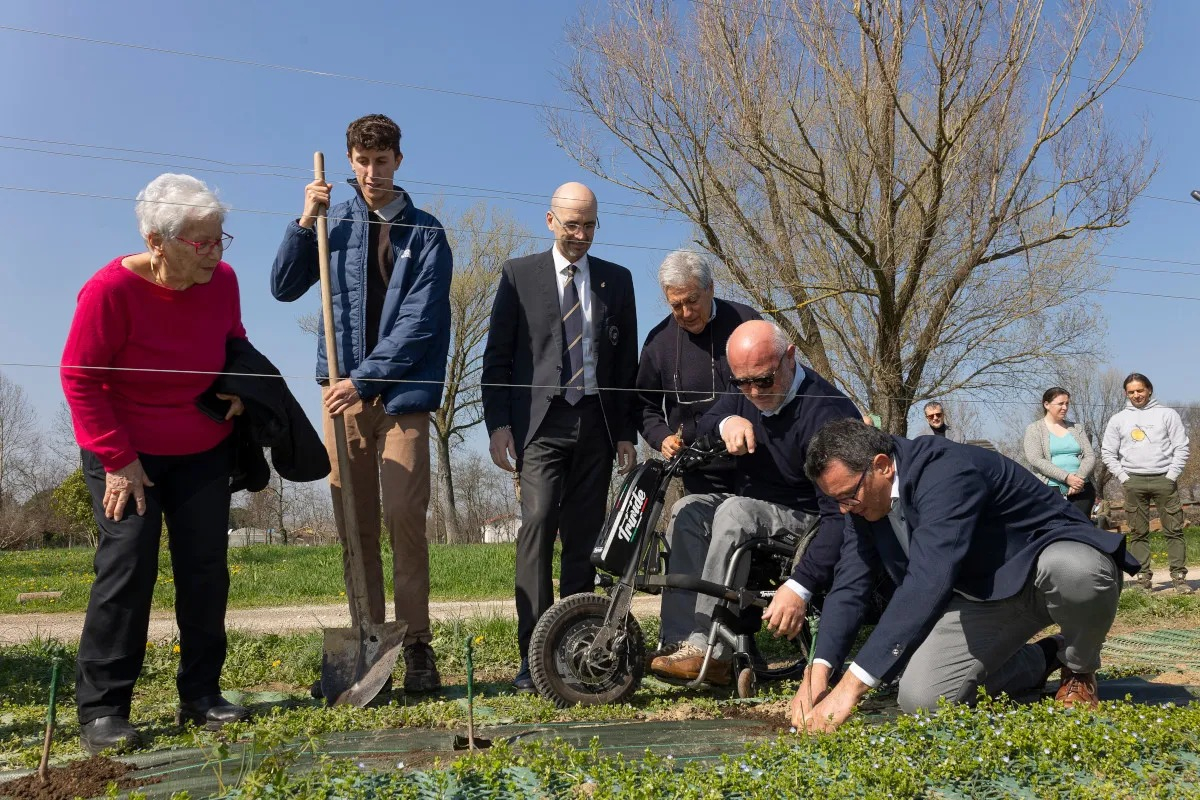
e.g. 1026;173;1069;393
270;181;452;415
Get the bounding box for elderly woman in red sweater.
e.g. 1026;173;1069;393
61;173;251;755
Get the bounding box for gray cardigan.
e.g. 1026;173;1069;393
1022;419;1096;485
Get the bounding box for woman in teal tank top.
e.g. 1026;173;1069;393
1022;387;1097;519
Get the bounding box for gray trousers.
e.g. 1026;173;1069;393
660;493;812;658
898;541;1121;714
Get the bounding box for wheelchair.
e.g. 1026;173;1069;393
527;438;821;708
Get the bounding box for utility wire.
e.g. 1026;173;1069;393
2;182;1199;297
0;25;583;115
8;360;1199;413
3;139;1199;272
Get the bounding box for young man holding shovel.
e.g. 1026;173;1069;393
271;114;453;694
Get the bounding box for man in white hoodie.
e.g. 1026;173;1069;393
1101;373;1192;594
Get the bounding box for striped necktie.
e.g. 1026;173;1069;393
561;264;585;404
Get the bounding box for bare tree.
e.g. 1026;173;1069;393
0;372;39;513
1058;366;1126;498
551;0;1152;433
48;402;81;475
430;450;520;544
291;479;338;543
431;203;535;543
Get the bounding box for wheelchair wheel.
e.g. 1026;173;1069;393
753;617;815;683
736;667;757;699
528;593;645;708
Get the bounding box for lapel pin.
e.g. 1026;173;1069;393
600;282;606;288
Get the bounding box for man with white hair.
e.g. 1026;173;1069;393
650;320;862;684
635;249;761;495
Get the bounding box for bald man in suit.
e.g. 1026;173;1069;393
481;182;638;691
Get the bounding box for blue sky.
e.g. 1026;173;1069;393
2;1;1199;445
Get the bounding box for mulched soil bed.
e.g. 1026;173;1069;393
0;755;157;800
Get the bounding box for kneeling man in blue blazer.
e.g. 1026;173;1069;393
793;419;1138;733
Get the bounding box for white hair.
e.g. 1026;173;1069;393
769;322;790;357
135;173;227;240
658;249;714;292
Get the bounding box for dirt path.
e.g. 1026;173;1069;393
0;595;664;645
1;565;1194;646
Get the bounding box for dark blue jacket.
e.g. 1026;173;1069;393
815;435;1139;683
697;364;862;593
270;181;452;414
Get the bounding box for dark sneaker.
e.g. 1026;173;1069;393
80;716;140;755
1172;576;1195;595
513;659;535;693
403;642;442;693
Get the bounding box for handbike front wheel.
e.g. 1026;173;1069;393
528;592;644;708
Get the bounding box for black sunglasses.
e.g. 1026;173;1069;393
730;353;787;390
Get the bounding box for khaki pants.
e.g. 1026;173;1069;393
323;392;431;644
1123;473;1188;579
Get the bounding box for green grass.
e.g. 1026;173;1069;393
207;699;1200;800
5;527;1200;616
2;611;1198;797
0;594;1194;773
0;541;543;614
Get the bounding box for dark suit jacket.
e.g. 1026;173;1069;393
481;249;638;454
202;338;331;493
815;435;1139;683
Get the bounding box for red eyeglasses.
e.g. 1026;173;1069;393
175;233;234;256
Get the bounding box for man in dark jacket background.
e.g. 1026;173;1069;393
270;114;452;694
635;249;760;495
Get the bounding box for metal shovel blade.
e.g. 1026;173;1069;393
320;619;407;707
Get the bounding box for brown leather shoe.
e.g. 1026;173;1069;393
649;644;731;685
644;642;680;671
1055;668;1099;709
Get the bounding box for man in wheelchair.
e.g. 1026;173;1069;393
649;321;862;684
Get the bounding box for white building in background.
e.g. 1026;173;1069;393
481;515;520;544
228;527;271;547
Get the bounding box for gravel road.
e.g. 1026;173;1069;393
0;595;664;645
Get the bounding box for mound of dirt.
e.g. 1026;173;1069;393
0;755;157;800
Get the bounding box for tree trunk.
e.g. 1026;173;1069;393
276;475;288;545
435;435;461;544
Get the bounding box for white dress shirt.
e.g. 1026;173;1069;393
551;247;598;395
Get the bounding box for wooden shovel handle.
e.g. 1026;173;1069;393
313;152;371;626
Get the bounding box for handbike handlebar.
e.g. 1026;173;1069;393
671;434;728;473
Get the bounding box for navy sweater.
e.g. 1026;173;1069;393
698;364;861;594
636;298;761;448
